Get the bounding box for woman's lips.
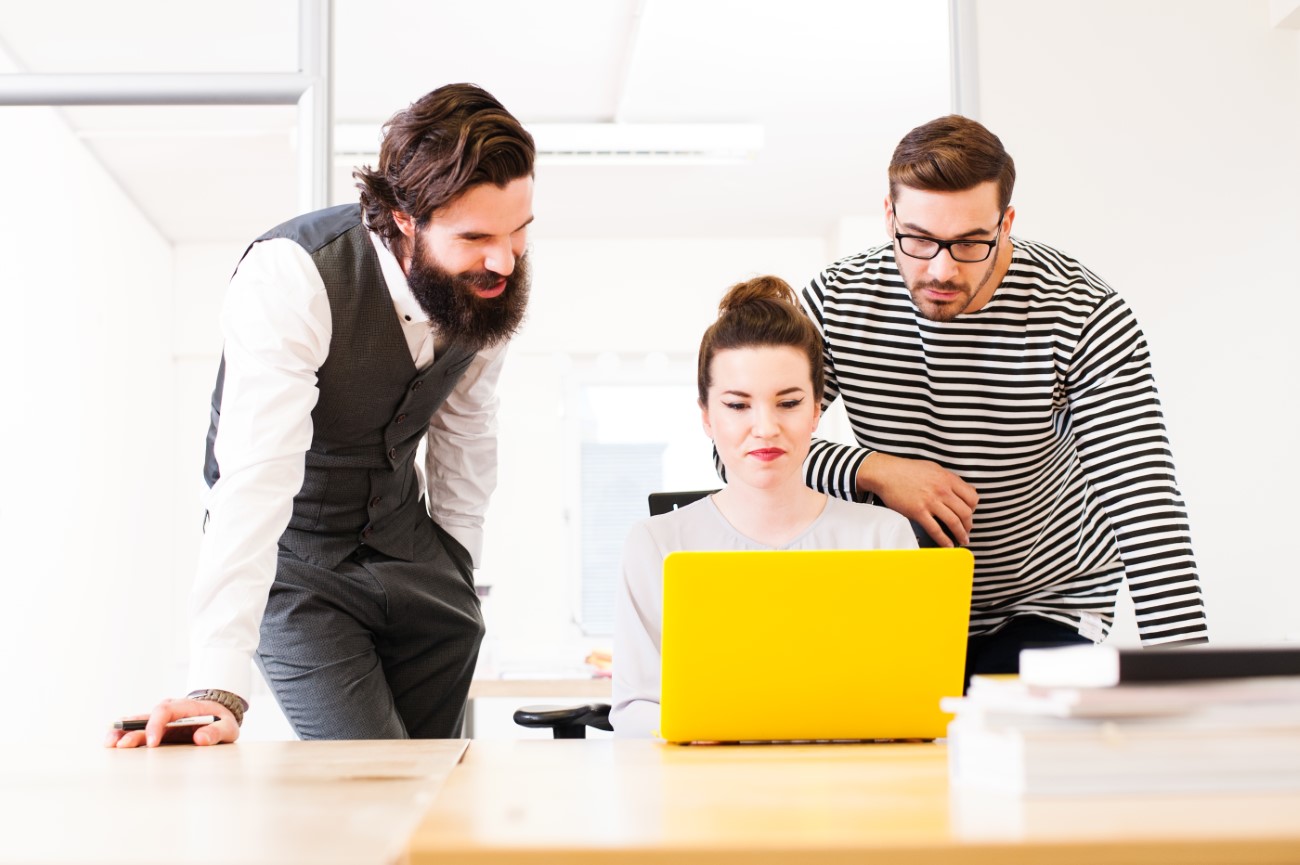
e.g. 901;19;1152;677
748;448;785;461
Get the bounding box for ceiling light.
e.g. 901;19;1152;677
333;122;764;166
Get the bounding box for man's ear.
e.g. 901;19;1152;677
883;195;895;238
393;210;417;239
1000;204;1017;238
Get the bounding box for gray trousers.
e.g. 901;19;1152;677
255;524;484;739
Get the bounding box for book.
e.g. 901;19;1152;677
1017;644;1300;688
944;673;1300;720
946;715;1300;796
944;672;1300;795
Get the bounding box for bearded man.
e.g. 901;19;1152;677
110;84;535;745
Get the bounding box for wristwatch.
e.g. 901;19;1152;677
186;689;248;726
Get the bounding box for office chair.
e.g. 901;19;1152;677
512;489;717;738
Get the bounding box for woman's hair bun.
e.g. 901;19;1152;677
717;275;798;314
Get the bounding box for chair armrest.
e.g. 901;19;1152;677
513;703;612;738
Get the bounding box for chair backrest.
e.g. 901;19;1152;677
647;489;718;516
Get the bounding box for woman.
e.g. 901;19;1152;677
611;275;917;738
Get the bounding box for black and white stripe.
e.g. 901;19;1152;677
803;238;1208;646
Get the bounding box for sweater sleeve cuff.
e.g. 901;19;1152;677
843;449;873;503
806;439;874;502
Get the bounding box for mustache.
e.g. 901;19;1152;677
460;269;505;290
914;280;965;293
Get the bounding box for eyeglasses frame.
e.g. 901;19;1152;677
891;208;1008;263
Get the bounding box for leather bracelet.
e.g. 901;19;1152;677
186;689;248;726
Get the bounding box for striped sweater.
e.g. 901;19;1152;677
802;238;1208;646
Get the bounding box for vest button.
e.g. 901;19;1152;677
369;496;382;508
388;447;397;460
412;380;424;391
395;414;407;424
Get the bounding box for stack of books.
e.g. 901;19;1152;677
944;644;1300;795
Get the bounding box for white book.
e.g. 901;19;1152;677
947;673;1300;720
947;717;1300;796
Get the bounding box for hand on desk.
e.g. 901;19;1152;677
104;697;240;748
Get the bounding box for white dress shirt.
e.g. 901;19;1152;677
186;230;504;701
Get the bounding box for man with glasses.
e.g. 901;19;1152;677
801;115;1207;683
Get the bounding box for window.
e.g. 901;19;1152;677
567;357;720;635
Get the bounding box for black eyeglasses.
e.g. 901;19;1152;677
892;211;1005;263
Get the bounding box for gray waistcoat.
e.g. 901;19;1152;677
204;204;477;569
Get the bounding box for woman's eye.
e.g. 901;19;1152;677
779;400;803;409
723;402;747;411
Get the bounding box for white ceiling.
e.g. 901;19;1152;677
0;0;953;243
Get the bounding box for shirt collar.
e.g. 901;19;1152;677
368;230;430;326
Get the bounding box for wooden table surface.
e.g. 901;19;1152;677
0;739;467;865
9;737;1298;865
467;677;611;700
408;739;1300;865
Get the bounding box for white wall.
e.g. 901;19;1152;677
0;102;176;739
972;0;1300;643
11;0;1297;746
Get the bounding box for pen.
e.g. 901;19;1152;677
112;715;220;731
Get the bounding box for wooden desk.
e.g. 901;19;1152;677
0;740;467;865
467;677;611;700
10;738;1298;864
408;739;1300;865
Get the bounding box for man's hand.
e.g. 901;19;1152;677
858;452;978;547
104;697;241;748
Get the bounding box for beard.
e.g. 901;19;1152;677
907;279;974;323
406;235;531;351
905;256;999;323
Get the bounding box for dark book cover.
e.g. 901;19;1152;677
1020;644;1300;687
1119;646;1300;682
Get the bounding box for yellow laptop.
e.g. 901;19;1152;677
659;548;974;744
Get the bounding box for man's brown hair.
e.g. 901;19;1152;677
888;115;1015;210
354;83;535;258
